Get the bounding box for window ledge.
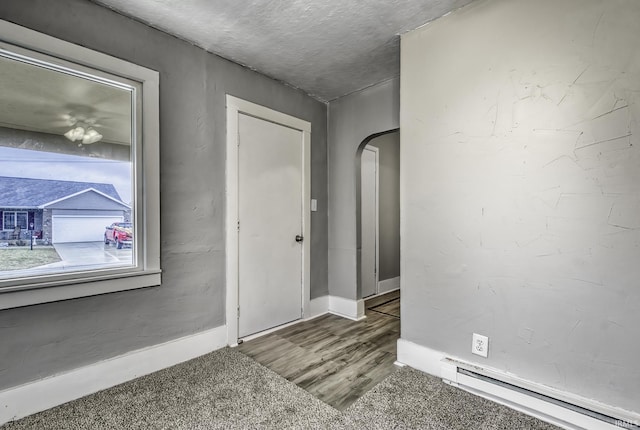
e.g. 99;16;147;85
0;270;162;310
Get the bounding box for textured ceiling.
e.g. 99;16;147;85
92;0;474;101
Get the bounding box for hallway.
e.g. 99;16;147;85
237;290;400;410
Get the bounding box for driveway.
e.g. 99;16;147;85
2;242;132;278
52;242;132;269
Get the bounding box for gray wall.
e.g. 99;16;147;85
366;131;400;281
401;0;640;413
0;0;327;391
328;78;399;300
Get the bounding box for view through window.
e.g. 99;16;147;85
0;49;136;280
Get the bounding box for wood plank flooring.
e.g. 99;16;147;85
367;292;400;318
237;290;400;410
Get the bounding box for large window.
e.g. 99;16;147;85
0;21;160;309
2;212;28;230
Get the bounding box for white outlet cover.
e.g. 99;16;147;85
472;333;489;358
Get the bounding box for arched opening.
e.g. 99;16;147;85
356;128;400;306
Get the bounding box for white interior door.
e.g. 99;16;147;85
237;112;303;338
361;145;378;298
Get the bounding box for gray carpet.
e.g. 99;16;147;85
2;348;559;429
332;366;560;429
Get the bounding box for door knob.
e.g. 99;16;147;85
295;235;304;243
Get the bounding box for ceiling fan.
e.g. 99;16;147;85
57;106;106;145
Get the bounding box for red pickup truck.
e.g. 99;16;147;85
104;222;133;249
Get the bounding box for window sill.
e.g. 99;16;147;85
0;270;162;310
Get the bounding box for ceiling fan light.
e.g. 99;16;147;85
64;126;85;142
63;129;76;141
82;128;103;144
74;126;86;140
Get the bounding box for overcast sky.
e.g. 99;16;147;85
0;146;132;203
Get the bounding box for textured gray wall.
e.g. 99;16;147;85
0;0;327;391
328;78;399;300
401;0;640;413
367;131;400;281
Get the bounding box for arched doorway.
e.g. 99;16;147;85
356;129;400;301
327;77;400;319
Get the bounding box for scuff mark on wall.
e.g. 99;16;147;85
575;133;631;151
517;327;534;344
569;319;581;334
591;10;606;46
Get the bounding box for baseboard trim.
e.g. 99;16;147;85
236;295;372;344
397;338;639;430
397;338;447;377
328;295;365;320
378;276;400;294
308;295;329;319
0;325;228;426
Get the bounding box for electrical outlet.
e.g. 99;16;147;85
472;333;489;358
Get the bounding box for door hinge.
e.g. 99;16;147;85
237;305;240;317
237;221;240;231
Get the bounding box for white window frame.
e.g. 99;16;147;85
2;211;28;230
0;20;161;310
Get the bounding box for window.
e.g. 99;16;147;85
2;212;28;230
0;21;160;309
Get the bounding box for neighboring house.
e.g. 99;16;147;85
0;176;130;244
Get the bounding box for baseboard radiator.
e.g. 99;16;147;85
440;359;640;430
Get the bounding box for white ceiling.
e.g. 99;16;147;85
93;0;474;102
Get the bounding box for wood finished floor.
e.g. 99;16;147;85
237;290;400;410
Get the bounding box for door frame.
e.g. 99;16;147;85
225;95;311;346
361;145;380;297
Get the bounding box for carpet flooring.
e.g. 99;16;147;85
2;348;560;429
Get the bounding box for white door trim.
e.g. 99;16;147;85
225;95;311;346
361;145;380;297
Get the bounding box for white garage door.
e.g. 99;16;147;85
52;215;123;244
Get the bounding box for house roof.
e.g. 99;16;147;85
41;188;130;210
0;176;124;208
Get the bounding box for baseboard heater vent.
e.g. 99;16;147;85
457;368;639;429
441;359;639;430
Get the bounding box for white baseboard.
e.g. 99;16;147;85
0;325;228;426
238;296;336;343
238;302;335;343
328;295;365;320
307;295;329;319
397;338;639;430
378;276;400;294
397;338;448;377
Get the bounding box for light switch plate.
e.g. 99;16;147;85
311;199;317;212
